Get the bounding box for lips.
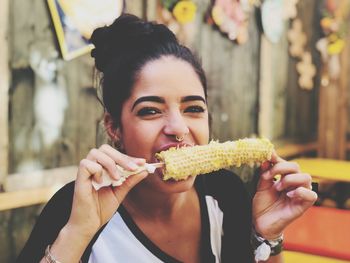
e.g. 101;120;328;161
152;142;194;170
156;142;193;156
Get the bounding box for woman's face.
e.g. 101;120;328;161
119;56;209;193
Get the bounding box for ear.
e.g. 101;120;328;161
104;112;121;141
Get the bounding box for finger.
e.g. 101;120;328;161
275;173;312;192
87;148;121;180
270;151;285;164
78;159;103;183
286;187;318;202
112;171;149;200
260;161;272;172
261;161;300;181
99;144;146;170
256;172;274;192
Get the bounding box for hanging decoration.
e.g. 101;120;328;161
316;0;350;84
261;0;284;43
171;0;197;24
203;0;301;45
260;0;299;43
158;0;197;46
47;0;124;60
282;0;299;19
285;1;318;90
296;52;317;90
206;0;259;44
287;19;307;57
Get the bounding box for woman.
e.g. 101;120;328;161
17;14;317;263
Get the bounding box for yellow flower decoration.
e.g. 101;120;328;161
211;5;224;26
172;0;197;24
328;38;345;54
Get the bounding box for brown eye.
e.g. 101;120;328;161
184;106;205;113
136;107;161;116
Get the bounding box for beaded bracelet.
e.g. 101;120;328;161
45;245;83;263
45;245;62;263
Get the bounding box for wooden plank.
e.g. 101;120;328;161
258;25;289;141
318;13;349;159
4;166;77;191
145;0;157;21
275;141;318;159
338;30;350;159
0;186;61;211
0;0;9;186
258;36;274;139
285;0;320;141
0;166;76;210
125;0;144;18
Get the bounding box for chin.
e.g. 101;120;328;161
143;173;197;194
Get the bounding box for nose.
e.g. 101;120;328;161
163;111;189;139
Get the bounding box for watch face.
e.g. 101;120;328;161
261;0;284;43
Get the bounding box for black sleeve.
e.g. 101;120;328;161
201;170;254;263
16;182;75;263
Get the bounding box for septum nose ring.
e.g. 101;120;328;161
175;135;185;142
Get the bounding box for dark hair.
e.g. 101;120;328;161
90;13;207;128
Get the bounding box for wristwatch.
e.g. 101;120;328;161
251;229;283;262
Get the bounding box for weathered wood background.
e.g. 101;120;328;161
0;0;328;262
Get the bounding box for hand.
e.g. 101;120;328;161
252;152;318;239
66;144;148;238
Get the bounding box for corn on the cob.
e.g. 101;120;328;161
156;138;274;181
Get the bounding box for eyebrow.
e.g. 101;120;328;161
132;96;165;110
181;95;206;104
131;95;207;111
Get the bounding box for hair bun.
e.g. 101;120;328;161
90;26;112;72
90;14;177;72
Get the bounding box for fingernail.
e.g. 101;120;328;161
127;162;139;171
286;191;294;198
113;166;120;179
261;171;271;180
275;182;282;191
135;158;146;165
113;172;120;180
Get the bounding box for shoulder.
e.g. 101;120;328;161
16;181;75;263
31;180;75;225
48;181;75;204
32;180;75;232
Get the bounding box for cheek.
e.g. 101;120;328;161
191;118;210;144
120;121;159;157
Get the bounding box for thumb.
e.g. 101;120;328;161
112;171;148;200
256;161;274;192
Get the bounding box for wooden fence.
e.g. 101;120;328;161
1;0;346;262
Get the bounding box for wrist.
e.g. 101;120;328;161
65;220;99;239
47;225;93;263
253;223;283;240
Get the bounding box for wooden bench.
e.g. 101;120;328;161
284;158;350;261
292;158;350;182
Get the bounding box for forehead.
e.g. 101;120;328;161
131;56;205;98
